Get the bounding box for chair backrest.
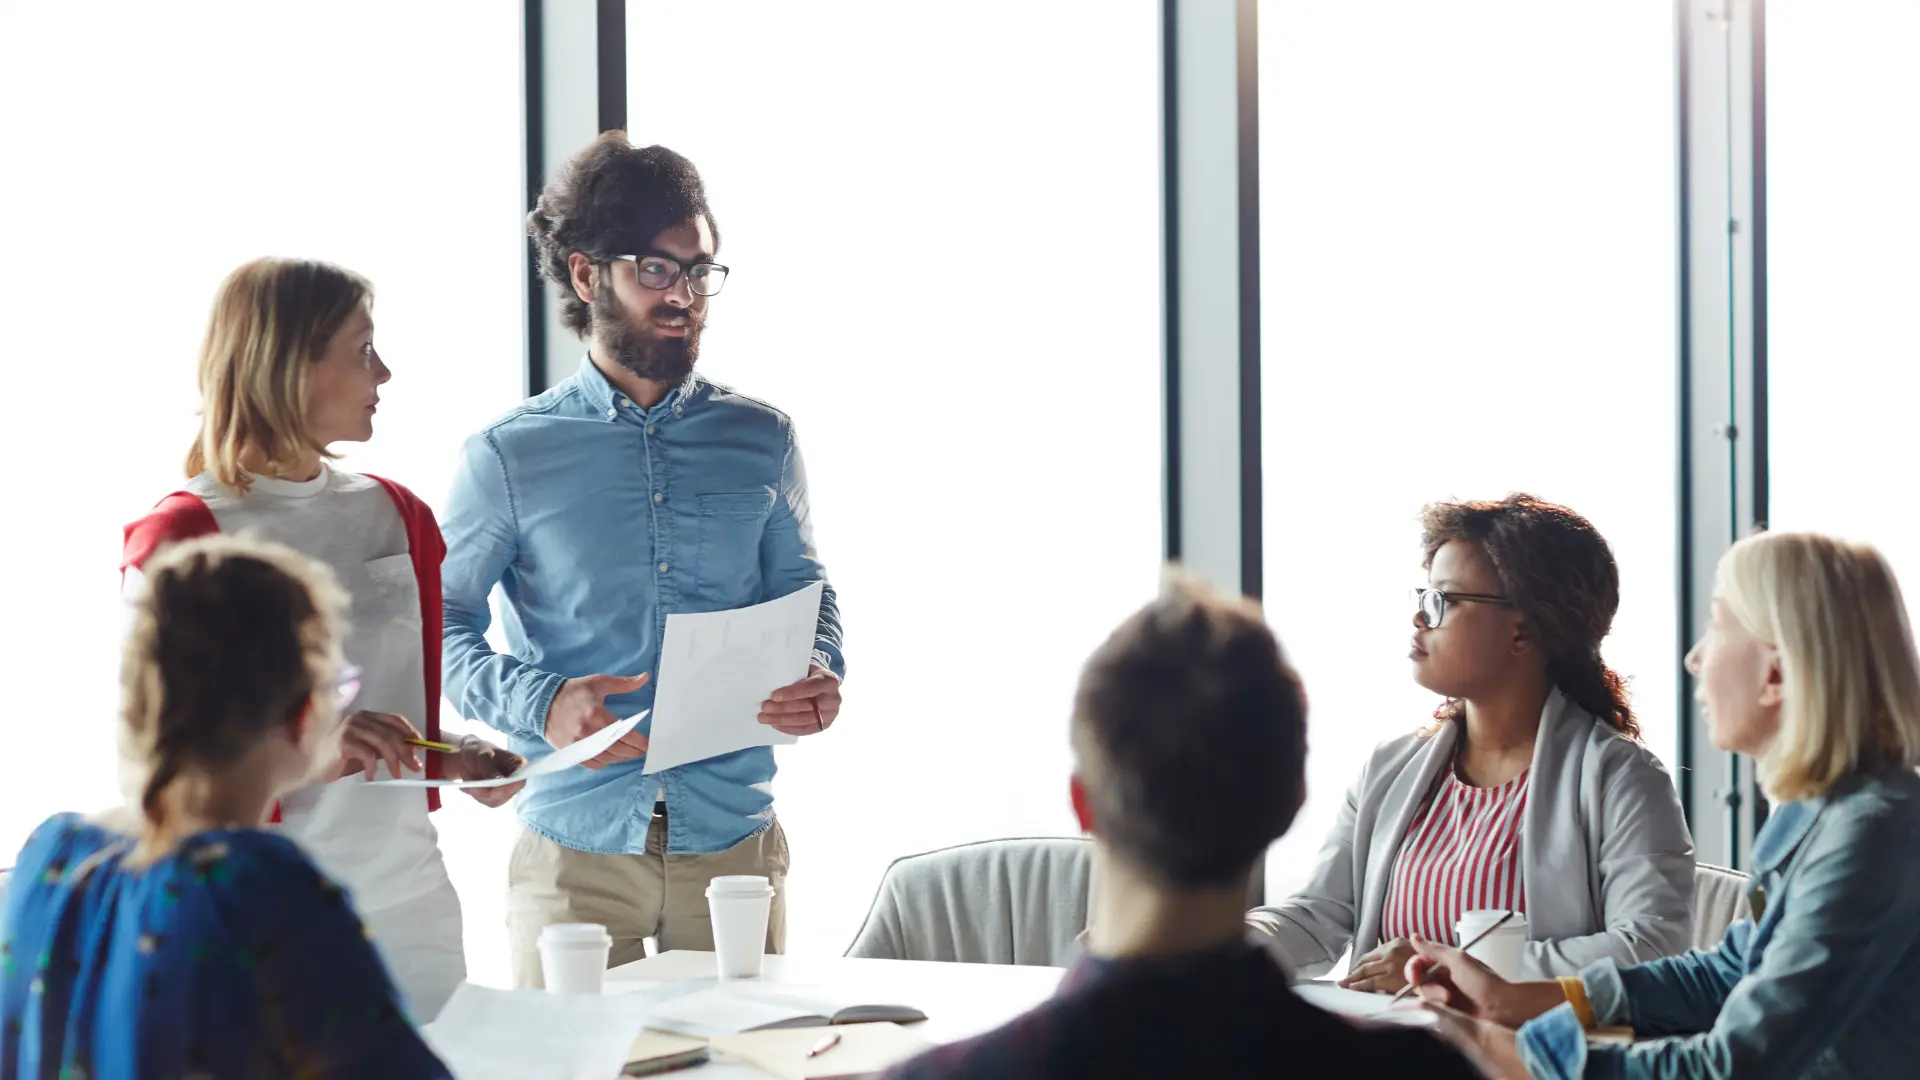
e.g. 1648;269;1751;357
844;837;1094;967
1692;862;1752;950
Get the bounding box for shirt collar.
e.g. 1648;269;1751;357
244;462;330;499
576;355;702;421
1058;937;1273;996
1749;797;1823;874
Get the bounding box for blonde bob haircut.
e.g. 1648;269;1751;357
185;258;372;492
1715;531;1920;802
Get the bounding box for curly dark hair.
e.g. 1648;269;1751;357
1420;493;1639;739
527;132;719;338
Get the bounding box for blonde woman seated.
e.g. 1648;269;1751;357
1247;495;1694;989
1406;531;1920;1078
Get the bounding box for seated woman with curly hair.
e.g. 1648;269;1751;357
1248;494;1695;990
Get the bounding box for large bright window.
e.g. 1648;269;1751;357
0;2;524;985
1766;2;1920;609
1257;3;1679;913
627;1;1163;956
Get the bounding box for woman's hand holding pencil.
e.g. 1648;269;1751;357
326;710;425;782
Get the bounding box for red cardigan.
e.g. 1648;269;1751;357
121;475;446;811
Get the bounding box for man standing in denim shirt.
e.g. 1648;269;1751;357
441;133;845;986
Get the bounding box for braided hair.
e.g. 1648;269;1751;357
121;536;347;860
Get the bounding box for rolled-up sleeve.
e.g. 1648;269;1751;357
440;431;565;741
761;423;844;680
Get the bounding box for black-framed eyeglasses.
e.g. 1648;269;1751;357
1412;587;1512;629
611;254;730;297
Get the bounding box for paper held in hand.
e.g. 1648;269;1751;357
369;711;649;788
642;581;826;775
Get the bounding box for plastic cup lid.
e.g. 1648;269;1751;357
540;922;612;944
1457;909;1527;931
707;874;774;896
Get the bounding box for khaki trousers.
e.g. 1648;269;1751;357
507;811;790;988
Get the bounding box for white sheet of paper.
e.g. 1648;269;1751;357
642;582;825;775
370;711;648;788
419;982;656;1080
1293;979;1395;1017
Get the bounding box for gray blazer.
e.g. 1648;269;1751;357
1248;688;1695;978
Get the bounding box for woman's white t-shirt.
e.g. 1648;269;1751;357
124;464;461;1015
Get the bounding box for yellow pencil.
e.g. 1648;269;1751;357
405;737;459;754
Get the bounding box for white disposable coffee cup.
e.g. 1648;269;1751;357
539;922;612;994
707;874;775;980
1456;910;1528;981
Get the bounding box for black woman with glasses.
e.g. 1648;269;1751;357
1248;494;1694;994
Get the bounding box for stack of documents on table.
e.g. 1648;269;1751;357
421;983;663;1080
1292;980;1395;1018
422;980;929;1080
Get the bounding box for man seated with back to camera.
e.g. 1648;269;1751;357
881;572;1484;1079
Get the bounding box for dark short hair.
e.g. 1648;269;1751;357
526;132;720;337
1071;572;1308;889
1420;493;1638;738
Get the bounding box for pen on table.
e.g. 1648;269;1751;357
404;737;459;753
1389;909;1516;1006
806;1032;842;1058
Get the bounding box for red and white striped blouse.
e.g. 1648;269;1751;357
1380;768;1530;945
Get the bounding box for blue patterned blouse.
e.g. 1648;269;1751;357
1;813;449;1079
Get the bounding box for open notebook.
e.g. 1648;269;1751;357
711;1024;934;1080
645;985;926;1038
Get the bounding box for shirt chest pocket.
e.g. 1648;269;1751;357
693;491;773;599
357;553;422;631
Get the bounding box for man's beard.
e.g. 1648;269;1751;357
594;284;702;384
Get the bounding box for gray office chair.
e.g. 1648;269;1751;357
1692;862;1752;950
844;837;1094;967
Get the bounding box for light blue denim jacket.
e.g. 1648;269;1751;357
440;358;844;855
1518;766;1920;1079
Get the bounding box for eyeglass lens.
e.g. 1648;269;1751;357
334;667;363;713
635;257;728;297
1415;589;1445;629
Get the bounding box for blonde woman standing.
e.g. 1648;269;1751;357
119;259;522;1021
1406;531;1920;1079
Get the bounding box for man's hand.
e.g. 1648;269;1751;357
448;735;527;808
545;673;651;769
326;710;424;782
758;665;842;735
1342;936;1418;993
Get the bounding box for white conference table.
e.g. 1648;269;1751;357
607;950;1066;1049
